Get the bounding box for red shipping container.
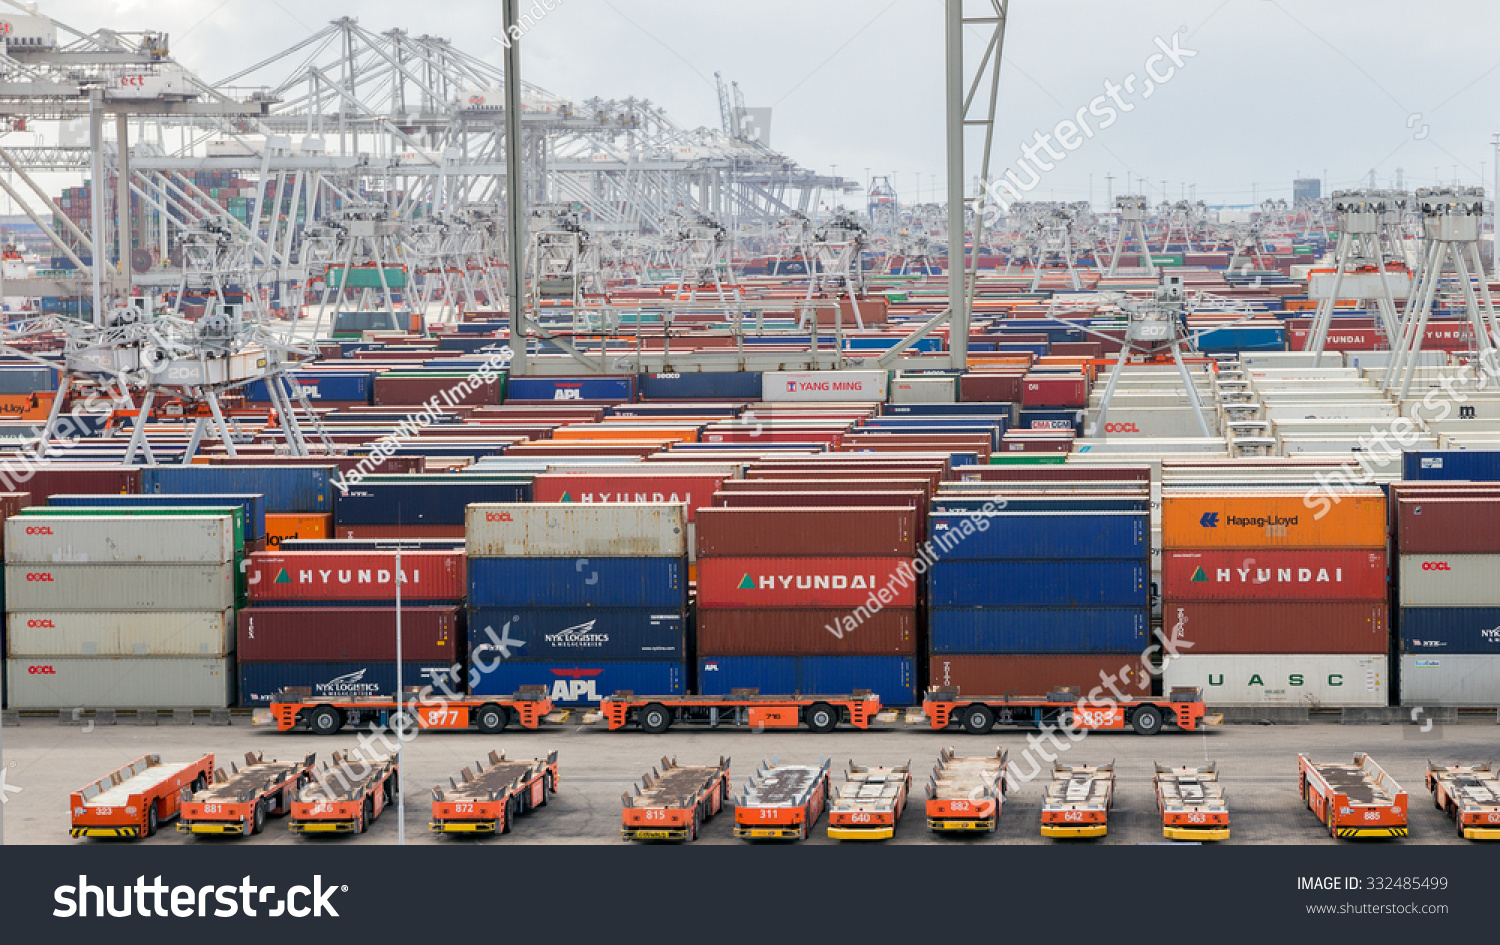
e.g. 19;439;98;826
246;551;466;602
1021;375;1088;408
0;466;139;503
205;454;425;474
373;375;502;406
696;607;916;655
952;465;1148;482
237;605;463;662
1161;549;1387;601
696;556;918;608
696;507;918;557
928;654;1149;697
1160;600;1389;654
530;473;725;522
1396;497;1500;553
745;469;945;490
718;477;933;496
959;373;1024;403
1000;433;1074;453
1387;483;1500;532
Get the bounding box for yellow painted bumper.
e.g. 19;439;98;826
929;818;996;832
1461;825;1500;840
624;828;691;841
735;825;801;839
1335;825;1407;839
1163;825;1230;841
289;821;355;833
828;825;895;840
430;821;498;834
1042;823;1108;839
178;822;247;835
70;826;141;839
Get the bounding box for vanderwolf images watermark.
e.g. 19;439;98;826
979;30;1197;220
333;346;510;492
492;0;563;49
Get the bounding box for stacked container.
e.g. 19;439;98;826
1395;489;1500;706
464;503;688;705
237;549;466;706
925;507;1150;697
1159;491;1390;707
4;514;237;708
694;505;920;705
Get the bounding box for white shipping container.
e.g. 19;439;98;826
1083;409;1219;438
466;502;686;558
1265;403;1399;421
1074;437;1228;454
1238;352;1330;369
1257;389;1387;402
1403;396;1500;422
4;563;237;611
889;376;955;404
3;657;234;709
1399;655;1500;706
1279;434;1438;455
762;371;887;403
4;515;235;564
6;609;234;657
1399;554;1500;607
1348;350;1448;370
1163;654;1388;707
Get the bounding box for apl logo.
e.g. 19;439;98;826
1422;561;1451;571
1199;513;1219;528
548;667;604;702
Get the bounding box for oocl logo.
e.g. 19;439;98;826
25;572;53;581
1103;422;1140;433
23;525;53;535
26;619;54;628
28;665;55;674
485;512;514;522
1422;561;1452;571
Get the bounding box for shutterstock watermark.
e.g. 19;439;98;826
978;29;1198;220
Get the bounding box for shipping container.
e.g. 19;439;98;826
696;556;917;609
465;503;686;557
5;609;234;657
47;493;264;541
695;607;916;655
5;657;233;708
1399;655;1500;706
1162;549;1387;601
1400;607;1500;654
928;560;1147;607
1161;493;1385;548
638;371;762;400
245;551;465;603
0;467;139;503
1022;376;1088;408
929;511;1147;560
1396;498;1500;553
505;376;635;402
17;506;245;558
1403;451;1500;481
264;512;330;548
334;480;529;526
1163;654;1388;707
697;655;917;706
4;563;235;611
695;507;917;557
237;661;456;707
1398;554;1500;606
466;607;685;660
928;653;1149;696
466;659;684;704
530;473;723;522
927;607;1148;653
4;514;234;564
762;371;887;402
236;606;461;662
1161;601;1389;653
143;465;333;513
467;556;685;609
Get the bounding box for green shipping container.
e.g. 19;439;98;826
988;454;1070;465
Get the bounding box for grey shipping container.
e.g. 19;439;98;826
5;563;236;611
1399;654;1500;706
6;609;234;657
1399;554;1500;607
1162;654;1388;707
4;656;234;708
4;514;235;564
466;503;686;557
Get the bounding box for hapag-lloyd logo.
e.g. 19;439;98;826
738;572;880;591
1221;513;1299;529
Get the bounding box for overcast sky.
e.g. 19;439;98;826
30;0;1500;208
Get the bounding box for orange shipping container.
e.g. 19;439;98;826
0;392;56;421
264;512;331;549
1162;493;1385;549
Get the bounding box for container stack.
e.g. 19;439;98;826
693;505;921;705
4;513;238;709
1159;490;1390;707
237;549;467;705
331;476;531;539
925;499;1151;698
463;503;689;705
1394;487;1500;706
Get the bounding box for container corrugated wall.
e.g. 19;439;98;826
144;465;333;513
4;515;235;564
465;659;684;704
5;657;233;708
6;609;234;657
697;656;916;705
237;661;457;707
236;606;461;662
1162;654;1387;706
5;564;236;611
466;608;686;660
1399;655;1500;705
465;503;687;557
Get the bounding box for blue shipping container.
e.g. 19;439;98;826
697;656;918;706
47;492;267;541
244;371;374;404
237;661;456;707
930;497;1150;514
1402;451;1500;482
144;466;333;513
928;606;1148;653
882;403;1012;419
334;480;530;526
1400;607;1500;653
467;659;684;704
468;557;686;609
505;376;635;401
467;607;687;660
281;538;465;552
929;511;1148;560
638;372;763;400
1017;409;1086;430
929;560;1148;607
